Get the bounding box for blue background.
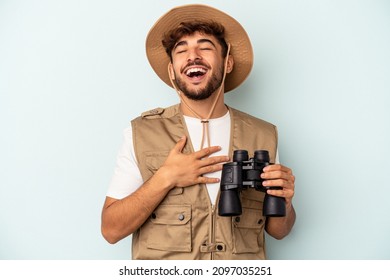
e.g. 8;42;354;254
1;0;389;259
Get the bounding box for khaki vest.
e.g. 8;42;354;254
131;104;277;259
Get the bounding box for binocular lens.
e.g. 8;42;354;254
218;189;242;216
263;194;286;217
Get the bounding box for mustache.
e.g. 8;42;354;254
181;59;210;73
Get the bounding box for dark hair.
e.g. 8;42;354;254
162;21;229;60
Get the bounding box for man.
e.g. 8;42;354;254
101;4;295;260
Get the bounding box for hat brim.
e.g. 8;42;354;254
145;4;253;93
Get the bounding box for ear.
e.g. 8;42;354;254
168;62;175;80
226;55;234;74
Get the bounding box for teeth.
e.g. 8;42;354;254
186;68;206;76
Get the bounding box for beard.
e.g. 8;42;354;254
174;66;224;101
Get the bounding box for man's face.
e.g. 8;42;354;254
169;32;226;101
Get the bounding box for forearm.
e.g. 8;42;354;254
265;201;296;240
101;137;228;244
101;168;173;244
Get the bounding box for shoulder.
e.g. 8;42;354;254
132;104;180;122
229;106;276;129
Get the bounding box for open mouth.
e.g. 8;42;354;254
185;67;207;78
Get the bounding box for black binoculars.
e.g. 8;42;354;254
218;150;286;217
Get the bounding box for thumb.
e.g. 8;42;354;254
174;135;187;153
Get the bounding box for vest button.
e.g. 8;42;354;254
217;245;223;251
258;219;263;224
235;217;240;223
178;214;185;221
151;213;156;219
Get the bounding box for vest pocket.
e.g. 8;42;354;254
232;206;265;254
143;151;169;180
145;151;169;170
145;204;192;252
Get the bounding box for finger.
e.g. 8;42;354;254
263;164;292;174
200;155;230;167
194;146;222;159
173;135;187;153
198;163;224;175
196;176;221;184
261;170;295;183
267;188;294;199
263;178;294;190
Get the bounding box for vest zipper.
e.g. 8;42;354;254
211;190;222;260
210;204;216;260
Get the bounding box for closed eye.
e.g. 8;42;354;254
175;48;187;54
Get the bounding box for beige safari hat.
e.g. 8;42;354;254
145;4;253;93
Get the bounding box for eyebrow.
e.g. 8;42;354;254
173;38;217;50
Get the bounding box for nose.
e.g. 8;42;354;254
187;47;201;62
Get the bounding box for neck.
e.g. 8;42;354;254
179;90;228;119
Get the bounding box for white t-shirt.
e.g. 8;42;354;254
106;111;279;205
